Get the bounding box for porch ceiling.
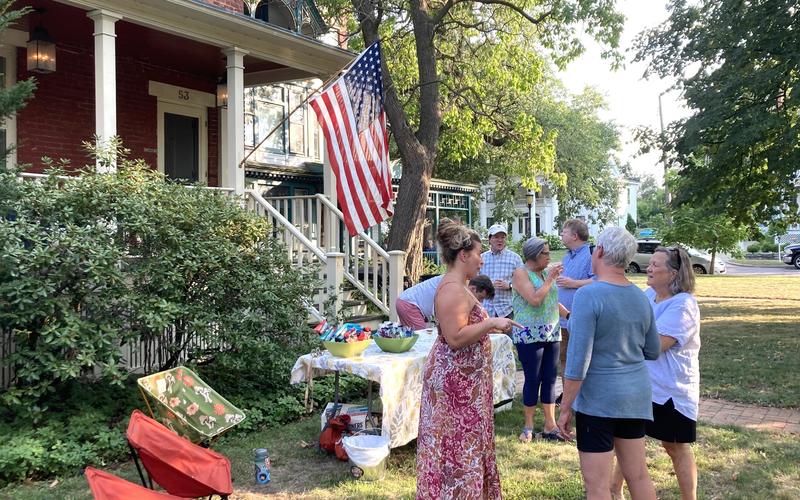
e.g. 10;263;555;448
51;0;353;80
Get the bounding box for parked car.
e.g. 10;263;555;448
781;243;800;269
627;239;726;275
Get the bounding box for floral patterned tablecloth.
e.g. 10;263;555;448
290;330;517;448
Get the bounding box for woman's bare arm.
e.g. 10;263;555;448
511;267;555;307
436;282;513;349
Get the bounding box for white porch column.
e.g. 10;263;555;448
542;200;553;234
388;250;406;322
221;47;248;195
87;10;122;172
325;252;345;320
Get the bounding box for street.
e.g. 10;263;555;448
724;262;800;276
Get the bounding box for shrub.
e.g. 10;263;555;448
0;141;318;415
0;373;366;486
0;379;141;486
422;257;445;277
0;141;341;484
540;232;566;251
746;243;761;253
760;242;778;253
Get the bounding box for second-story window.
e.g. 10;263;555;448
289;86;305;154
245;82;321;160
245;86;286;152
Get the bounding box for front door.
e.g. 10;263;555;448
164;112;199;182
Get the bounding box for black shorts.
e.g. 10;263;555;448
575;412;647;453
646;399;697;443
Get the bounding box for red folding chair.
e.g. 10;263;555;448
126;409;233;499
85;467;183;500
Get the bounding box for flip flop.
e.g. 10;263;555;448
540;429;567;442
518;427;533;443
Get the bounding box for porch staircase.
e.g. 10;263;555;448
243;190;404;326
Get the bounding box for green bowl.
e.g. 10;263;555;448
323;339;372;358
373;334;419;353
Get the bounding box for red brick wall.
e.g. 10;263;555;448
17;42;220;186
201;0;243;14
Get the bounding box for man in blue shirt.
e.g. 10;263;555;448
555;219;594;404
480;224;523;318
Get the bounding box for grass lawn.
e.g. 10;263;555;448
627;274;800;407
4;396;800;500
3;274;799;499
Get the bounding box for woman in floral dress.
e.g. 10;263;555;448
416;219;520;500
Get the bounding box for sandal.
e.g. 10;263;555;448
540;429;567;442
518;427;533;443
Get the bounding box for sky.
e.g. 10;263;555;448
557;0;690;183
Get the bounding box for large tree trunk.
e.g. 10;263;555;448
353;0;441;282
386;150;434;282
709;245;717;276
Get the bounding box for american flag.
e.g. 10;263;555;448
309;42;393;236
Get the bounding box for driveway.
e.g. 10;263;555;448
724;262;800;276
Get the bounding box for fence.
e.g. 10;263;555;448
0;324;224;389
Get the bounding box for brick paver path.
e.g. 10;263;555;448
514;371;800;434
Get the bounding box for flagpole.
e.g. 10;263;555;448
237;47;366;169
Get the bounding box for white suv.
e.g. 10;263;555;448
628;239;726;275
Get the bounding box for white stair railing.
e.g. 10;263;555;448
263;193;404;321
244;190;328;319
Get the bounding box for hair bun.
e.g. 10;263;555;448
435;218;481;266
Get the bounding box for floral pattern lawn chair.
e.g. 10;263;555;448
137;366;245;444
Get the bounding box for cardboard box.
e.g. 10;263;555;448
320;402;370;434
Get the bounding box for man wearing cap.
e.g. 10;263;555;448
480;224;523;318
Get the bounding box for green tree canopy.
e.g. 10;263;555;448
637;173;667;232
318;0;624;277
435;83;621;230
635;0;800;229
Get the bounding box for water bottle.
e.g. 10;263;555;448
253;448;271;484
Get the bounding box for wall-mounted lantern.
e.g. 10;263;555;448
27;9;56;74
216;75;228;108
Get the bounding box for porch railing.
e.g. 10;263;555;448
244;190;328;320
261;193;404;320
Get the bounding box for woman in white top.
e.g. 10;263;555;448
612;245;701;500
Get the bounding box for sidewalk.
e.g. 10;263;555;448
514;371;800;434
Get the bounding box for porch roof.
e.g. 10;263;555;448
57;0;354;81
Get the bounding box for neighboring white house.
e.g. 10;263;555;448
478;172;639;240
577;176;640;238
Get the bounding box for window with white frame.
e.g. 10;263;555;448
245;82;321;160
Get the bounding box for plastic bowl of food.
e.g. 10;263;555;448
373;334;419;353
323;339;372;358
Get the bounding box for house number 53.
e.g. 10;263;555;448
178;90;190;100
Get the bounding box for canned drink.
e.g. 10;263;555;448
253;448;271;484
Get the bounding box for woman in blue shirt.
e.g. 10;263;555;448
511;237;569;442
557;227;660;500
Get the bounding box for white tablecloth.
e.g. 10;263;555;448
290;330;517;448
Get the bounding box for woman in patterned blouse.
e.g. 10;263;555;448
511;237;570;443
